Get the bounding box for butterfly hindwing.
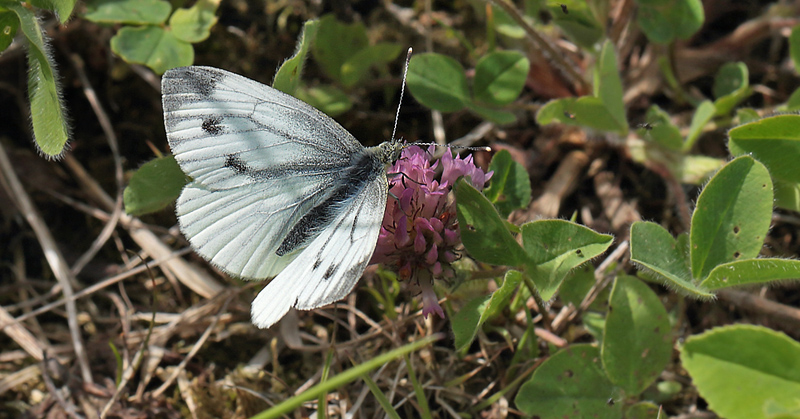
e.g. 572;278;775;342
162;66;367;279
250;175;388;328
176;182;299;278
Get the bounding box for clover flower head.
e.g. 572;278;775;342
371;145;492;319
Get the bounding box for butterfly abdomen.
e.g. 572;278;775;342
276;150;384;256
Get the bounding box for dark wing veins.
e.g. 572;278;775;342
276;151;382;257
223;153;342;182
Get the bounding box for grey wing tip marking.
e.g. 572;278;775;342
162;66;228;112
345;258;371;281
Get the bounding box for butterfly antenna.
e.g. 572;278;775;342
391;47;413;144
392;47;490;154
412;142;492;152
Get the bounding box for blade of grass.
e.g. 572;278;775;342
108;341;123;387
405;354;432;419
361;373;402;419
317;348;335;419
250;334;441;419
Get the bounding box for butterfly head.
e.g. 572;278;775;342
375;138;406;165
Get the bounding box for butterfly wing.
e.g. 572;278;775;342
162;66;363;279
250;176;388;329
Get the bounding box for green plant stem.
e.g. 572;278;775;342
485;2;496;53
506;310;537;380
658;45;695;106
522;274;553;331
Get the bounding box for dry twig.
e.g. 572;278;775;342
0;142;93;384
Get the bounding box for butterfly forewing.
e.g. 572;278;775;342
163;67;360;190
162;66;372;280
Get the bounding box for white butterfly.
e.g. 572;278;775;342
161;66;404;329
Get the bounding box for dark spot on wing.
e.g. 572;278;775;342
276;151;383;256
313;259;322;270
224;154;249;175
202;117;224;135
323;264;338;280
